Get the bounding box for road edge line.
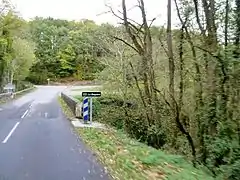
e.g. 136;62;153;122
21;109;29;119
2;122;20;144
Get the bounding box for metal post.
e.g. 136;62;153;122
90;97;93;124
83;97;88;123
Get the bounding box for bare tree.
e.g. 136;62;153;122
106;0;160;126
167;0;175;101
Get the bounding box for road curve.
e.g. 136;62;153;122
0;86;110;180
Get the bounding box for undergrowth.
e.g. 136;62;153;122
74;94;216;180
77;128;215;180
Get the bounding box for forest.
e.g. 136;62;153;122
0;0;239;179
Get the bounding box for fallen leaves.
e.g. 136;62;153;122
164;162;182;173
144;169;165;180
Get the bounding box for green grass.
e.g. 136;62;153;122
77;128;215;180
71;86;102;92
74;95;83;102
71;89;85;91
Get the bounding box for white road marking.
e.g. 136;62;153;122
2;122;20;143
29;101;34;108
21;109;29;119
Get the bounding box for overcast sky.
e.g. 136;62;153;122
11;0;178;26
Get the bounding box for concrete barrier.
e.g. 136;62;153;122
61;92;82;118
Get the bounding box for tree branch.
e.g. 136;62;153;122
118;22;144;47
117;9;143;27
149;17;156;28
109;6;145;35
154;88;172;109
122;0;144;55
194;45;227;80
159;35;169;57
129;61;148;109
112;35;139;53
192;0;206;35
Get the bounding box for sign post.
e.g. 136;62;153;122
90;97;93;124
82;91;101;124
47;78;50;85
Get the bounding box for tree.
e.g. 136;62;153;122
101;0;240;178
12;37;35;82
28;18;106;84
0;5;35;91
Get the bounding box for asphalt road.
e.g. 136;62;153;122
0;86;110;180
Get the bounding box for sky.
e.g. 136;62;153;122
11;0;178;26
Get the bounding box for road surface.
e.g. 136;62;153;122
0;86;110;180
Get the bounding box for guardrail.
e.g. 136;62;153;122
14;87;35;95
0;92;12;102
0;87;35;102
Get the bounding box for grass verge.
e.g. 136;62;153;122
77;128;214;180
59;95;215;180
58;96;75;120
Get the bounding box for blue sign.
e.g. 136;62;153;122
4;83;15;90
83;97;88;122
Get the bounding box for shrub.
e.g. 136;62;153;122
93;95;166;149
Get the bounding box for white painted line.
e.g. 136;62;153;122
21;109;29;119
29;101;34;108
2;122;20;143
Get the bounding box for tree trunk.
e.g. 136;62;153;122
219;0;230;125
235;0;240;56
179;26;184;109
121;0;159;126
167;0;175;100
202;0;218;136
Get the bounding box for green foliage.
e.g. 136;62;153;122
93;2;240;179
12;37;36;81
28;18;107;84
224;160;240;180
0;6;35;91
77;94;167;149
14;81;33;91
93;96;125;129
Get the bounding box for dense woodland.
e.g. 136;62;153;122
0;0;239;179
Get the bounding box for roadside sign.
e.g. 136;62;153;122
82;92;101;97
83;97;89;123
81;91;101;124
3;83;15;90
